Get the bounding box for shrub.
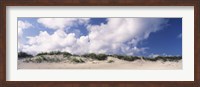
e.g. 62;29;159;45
49;51;62;55
112;54;123;59
108;60;114;63
36;52;48;56
160;56;182;62
23;55;62;63
156;56;167;62
82;53;96;58
72;54;79;57
143;58;157;61
18;52;33;59
37;51;72;57
48;58;61;63
36;51;62;56
95;54;108;60
122;56;139;61
35;57;43;63
112;55;140;61
63;52;72;57
71;58;85;63
82;53;108;60
144;56;182;62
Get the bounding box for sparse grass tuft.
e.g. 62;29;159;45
23;58;33;63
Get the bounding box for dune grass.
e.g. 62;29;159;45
108;60;114;63
70;57;85;63
23;55;62;63
36;51;72;56
19;51;182;63
111;55;140;61
82;53;108;60
143;56;182;62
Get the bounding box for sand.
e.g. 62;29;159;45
18;57;182;69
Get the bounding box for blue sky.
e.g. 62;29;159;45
18;18;182;57
142;18;182;56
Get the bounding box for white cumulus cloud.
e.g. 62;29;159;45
18;20;33;52
86;18;167;55
37;18;90;30
20;18;168;55
18;20;33;37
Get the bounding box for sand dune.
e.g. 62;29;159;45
18;57;182;69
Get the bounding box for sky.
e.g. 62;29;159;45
17;18;182;57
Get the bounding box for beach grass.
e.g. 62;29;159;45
19;51;182;63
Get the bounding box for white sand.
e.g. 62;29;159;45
18;57;182;69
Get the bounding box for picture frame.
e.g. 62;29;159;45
0;0;199;87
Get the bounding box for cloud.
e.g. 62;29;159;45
18;20;33;52
21;30;88;55
20;18;168;55
148;53;160;58
148;53;174;58
177;33;182;38
37;18;90;30
86;18;167;55
18;20;33;37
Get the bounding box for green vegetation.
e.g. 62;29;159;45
143;58;157;61
108;60;114;63
23;58;33;63
35;56;43;63
49;51;62;55
23;55;62;63
143;56;182;62
37;51;67;56
110;55;182;62
18;52;33;59
96;54;108;60
63;52;72;57
20;51;182;63
82;53;96;58
71;58;85;63
82;53;108;60
36;52;48;56
112;55;140;61
36;51;72;57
